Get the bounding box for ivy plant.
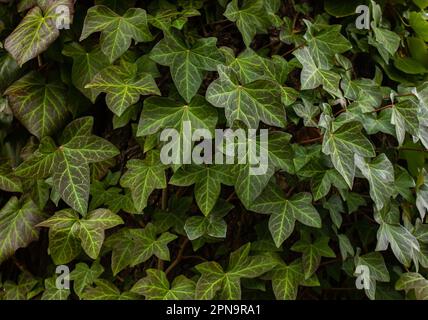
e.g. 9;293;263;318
1;0;428;301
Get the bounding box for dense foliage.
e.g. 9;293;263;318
0;0;428;300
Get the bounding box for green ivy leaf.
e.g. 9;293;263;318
322;121;375;188
195;244;277;299
0;162;22;193
120;151;167;212
5;0;74;66
292;237;335;279
62;43;110;103
206;65;286;128
355;154;395;210
0;197;44;264
184;201;231;240
355;251;390;300
391;99;419;146
137;95;218;141
271;260;305;300
80;5;153;62
396;272;428;300
293;46;342;97
16;117;119;215
150;31;223;103
224;0;271;47
86;62;160;117
376;222;420;267
70;262;104;297
108;224;177;275
41;277;70;300
131;269;195;300
81;279;139;300
2;272;38;300
251;183;321;247
170;165;234;216
304;21;352;68
5;72;68;139
38;208;123;263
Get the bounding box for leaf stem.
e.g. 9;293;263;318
166;238;189;275
298;136;323;145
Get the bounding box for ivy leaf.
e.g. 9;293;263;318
2;272;38;300
16;117;119;215
82;279;139;300
355;251;389;300
322;121;375;188
130;224;177;267
5;72;68;139
106;223;177;275
86;62;160;117
77;209;124;259
206;65;286;129
376;222;420;267
337;234;355;261
107;229;136;276
416;185;428;221
355;154;395;210
55;136;119;215
409;11;428;41
224;0;270;47
310;169;347;201
293;46;342;97
62;43;110;103
38;208;123;263
0;54;21;92
70;262;104;297
304;21;352;68
137;95;218;140
196;244;277;299
292;237;335;279
170;165;234;216
0;162;22;193
0;197;44;264
251;183;321;248
184;201;231;240
233;132;295;208
5;0;74;66
373;27;401;61
150;31;223;103
80;5;153;62
41;277;70;300
120;151;167;212
108;224;177;275
396;272;428;300
271;260;305;300
131;269;195;300
53;151;91;216
38;209;81;264
391;99;419;146
147;5;201;31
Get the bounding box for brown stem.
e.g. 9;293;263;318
281;44;304;57
157;259;164;271
371;104;394;113
161;188;168;211
383;93;414;100
299;136;323;145
166;238;189;275
398;147;428;153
